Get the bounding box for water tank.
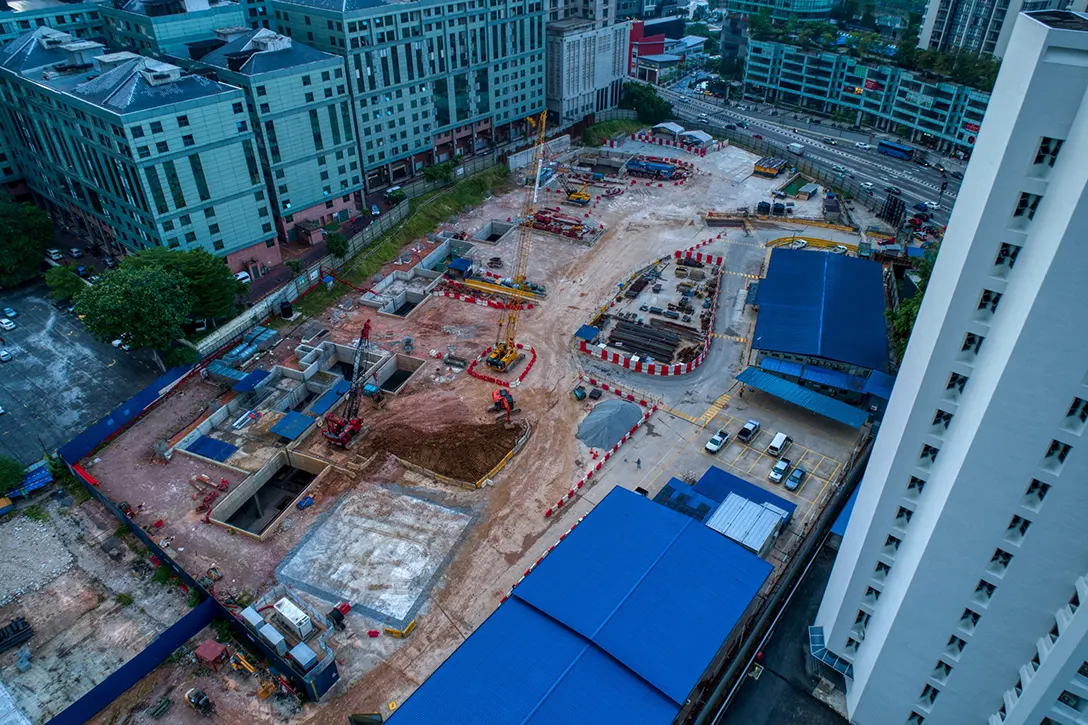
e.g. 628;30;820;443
280;300;294;318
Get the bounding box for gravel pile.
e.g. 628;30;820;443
0;516;74;606
577;399;644;451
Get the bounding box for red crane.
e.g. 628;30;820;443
324;320;371;448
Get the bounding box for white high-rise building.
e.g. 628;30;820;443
917;0;1065;57
813;10;1088;725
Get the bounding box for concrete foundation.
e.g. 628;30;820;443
372;353;426;394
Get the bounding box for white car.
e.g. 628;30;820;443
769;458;793;483
705;429;730;454
0;350;11;362
789;239;808;250
0;319;14;331
234;271;252;284
860;182;874;191
855;142;873;150
925;201;941;209
830;245;849;255
833;165;848;174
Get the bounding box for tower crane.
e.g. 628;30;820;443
486;110;548;372
324;319;371;448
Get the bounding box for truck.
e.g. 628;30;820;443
787;143;805;156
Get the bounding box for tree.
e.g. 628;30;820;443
122;248;244;321
424;160;455;182
0;455;24;494
620;82;673;124
747;11;775;41
0;194;52;288
326;232;349;258
888;245;939;358
285;259;303;274
386;188;407;205
685;22;714;39
77;265;193;363
45;266;86;302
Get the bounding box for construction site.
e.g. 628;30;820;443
21;121;888;725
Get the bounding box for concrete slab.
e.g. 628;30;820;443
277;485;475;628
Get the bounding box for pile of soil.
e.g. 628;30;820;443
363;421;525;482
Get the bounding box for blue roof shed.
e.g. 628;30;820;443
737;367;870;429
269;412;315;440
693;466;797;522
389;488;772;725
754;249;889;372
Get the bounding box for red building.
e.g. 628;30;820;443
628;20;666;75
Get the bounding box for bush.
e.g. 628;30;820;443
115;592;134;606
285;259;303;274
187;589;202;608
51;460;91;506
582;119;644;147
386;189;407;205
212;618;234;643
22;504;50;522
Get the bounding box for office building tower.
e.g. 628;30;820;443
918;0;1062;57
812;10;1088;725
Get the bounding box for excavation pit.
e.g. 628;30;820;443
372;353;426;394
356;421;528;484
209;451;331;540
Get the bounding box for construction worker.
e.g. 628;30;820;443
636;458;641;470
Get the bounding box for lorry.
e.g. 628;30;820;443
787;142;805;156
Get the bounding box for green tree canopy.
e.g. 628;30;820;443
0;194;52;288
747;11;775;40
620;82;672;124
888;245;939;358
685;22;714;38
77;265;193;355
0;455;24;494
122;248;244;321
326;232;349;258
44;265;86;302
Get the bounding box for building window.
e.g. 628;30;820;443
1045;440;1072;468
973;580;996;606
305;92;314;103
176;115;189;127
995;242;1020;271
1013;192;1042;220
149;121;163;133
137;146;150;158
961;332;984;356
257;85;267;96
907;713;925;724
988;549;1013;576
184;231;196;243
1024;479;1050;511
163;220;174;231
213;240;224;250
1005;515;1032;543
233;102;244;114
237;121;248;133
262;223;272;233
906;476;926;498
932;410;953;430
204;206;216;218
884;535;901;554
895;506;913;528
302;75;312;85
947;372;968;395
921;444;939;464
131;125;144;138
179;214;190;225
1066;398;1088;429
931;661;952;684
1034;137;1063;167
208;223;220;235
959;608;980;632
978;289;1002;315
260;103;270;113
182;135;194;147
944;635;966;659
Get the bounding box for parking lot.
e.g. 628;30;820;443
0;283;160;464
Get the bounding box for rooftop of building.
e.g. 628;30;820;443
638;52;682;63
111;0;237;17
199;28;336;74
545;16;597;33
269;0;397;14
386;487;773;724
753;248;889;372
1;0;108;14
0;28;237;112
1027;9;1088;31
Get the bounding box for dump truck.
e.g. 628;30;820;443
787;143;805;156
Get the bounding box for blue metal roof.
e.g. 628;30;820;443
309;379;352;416
864;369;896;400
270;412;315;440
754;249;889;371
693;466;797;521
799;365;867;393
737;367;870;429
906;246;926;258
186;436;238;462
449;257;473;272
390;489;772;724
830;486;859;537
759;356;804;378
232;369;271;392
575;324;600;342
652;479;720;522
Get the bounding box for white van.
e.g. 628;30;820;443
234;271;252;284
767;431;792;457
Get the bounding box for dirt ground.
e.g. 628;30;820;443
78;138;875;725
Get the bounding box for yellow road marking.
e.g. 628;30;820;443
697;392;732;426
107;359;116;367
710;333;748;343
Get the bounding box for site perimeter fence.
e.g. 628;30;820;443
678;119;884;215
194;150;508;358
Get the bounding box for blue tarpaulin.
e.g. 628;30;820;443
233;369;271;392
738;367;870;429
575;324;600;342
186;436;239;462
753;249;889;372
906;246;926;258
270;412;315;440
449;257;472;273
309;379;352;416
389;489;772;725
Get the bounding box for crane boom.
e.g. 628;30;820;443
324;320;370;447
487;111;548;372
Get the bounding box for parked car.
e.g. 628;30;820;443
103;257;118;269
884;185;902;195
46;248;63;261
737;419;761;443
855;142;873;150
830;245;848;255
370;204;381;216
69;248;84;259
76;265;90;278
0;350;11;363
234;271;252;284
705;429;730;454
0;319;15;331
769;458;793;483
785;467;807;492
789;239;808;250
2;307;16;318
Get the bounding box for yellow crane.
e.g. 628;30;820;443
487;111;548;372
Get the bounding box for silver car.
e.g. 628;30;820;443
769;457;793;483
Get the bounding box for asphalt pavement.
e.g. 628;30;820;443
659;85;961;226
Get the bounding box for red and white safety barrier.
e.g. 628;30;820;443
501;515;587;602
466;343;537;388
435;288;534;311
544;406;657;518
630;134;709;158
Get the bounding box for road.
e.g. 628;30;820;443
657;85;961;226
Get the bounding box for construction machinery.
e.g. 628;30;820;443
487;110;548;373
230;651;277;700
557;173;591;205
146;696;172;719
185;688;214;717
324;320;372;448
487;390;520;423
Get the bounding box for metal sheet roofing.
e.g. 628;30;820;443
200;30;337;75
799;365;868;393
653;121;684;134
389;488;772;724
232;369;271;392
706;493;785;553
693;466;797;520
308;379;351;416
269;411;314;440
759;356;804;378
738;367;870;428
753;249;889;371
652;479;719;522
864;369;896;400
186;436;238;462
574;324;600;342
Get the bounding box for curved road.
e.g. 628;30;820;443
657;85;961;226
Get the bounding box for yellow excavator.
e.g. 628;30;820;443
230;650;277;700
487;110;549;372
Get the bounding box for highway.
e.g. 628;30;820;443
656;84;961;226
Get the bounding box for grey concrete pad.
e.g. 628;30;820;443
277;484;474;629
0;283;161;464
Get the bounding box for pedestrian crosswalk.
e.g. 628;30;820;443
710;333;748;343
697;391;732;426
